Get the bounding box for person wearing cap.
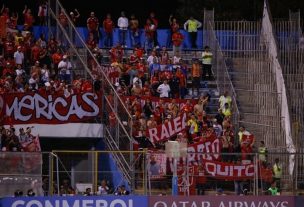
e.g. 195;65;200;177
58;55;72;84
14;46;24;66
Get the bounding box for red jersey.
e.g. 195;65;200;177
81;80;93;92
103;18;114;33
87;17;99;31
172;32;184;47
8;17;18;29
4;41;15;56
181;104;193;113
144;24;154;39
135;48;144;58
24;13;34;27
31;46;41;62
52;53;62;64
176;72;186;87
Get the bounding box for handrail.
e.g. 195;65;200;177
53;0;133;122
207;21;240;119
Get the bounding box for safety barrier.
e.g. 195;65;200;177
1;151;303;198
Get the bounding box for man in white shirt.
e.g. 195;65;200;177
58;55;73;84
184;16;202;48
219;91;232;110
157;79;171;98
118;11;129;47
14;46;24;66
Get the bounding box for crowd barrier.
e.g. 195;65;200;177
0;195;303;207
17;25;293;50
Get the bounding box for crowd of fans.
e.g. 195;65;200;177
0;3;284;196
0;125;39;152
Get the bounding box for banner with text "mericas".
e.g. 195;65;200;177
0;92;102;125
147;113;187;143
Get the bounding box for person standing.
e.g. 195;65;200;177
118;11;129;47
149;12;159;48
38;2;47;26
184;16;202;48
103;13;114;48
129;14;140;47
87;11;99;43
201;46;213;80
14;46;24;67
157;79;170;98
172;30;184;56
69;9;80;44
191;59;201;97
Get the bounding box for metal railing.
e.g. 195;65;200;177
47;0;135;190
204;20;240;135
1;151;304;197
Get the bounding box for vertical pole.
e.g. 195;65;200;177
95;151;98;193
49;153;53;196
172;157;178;195
55;153;60;195
143;149;147;195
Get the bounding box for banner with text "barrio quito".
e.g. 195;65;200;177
0;92;102;125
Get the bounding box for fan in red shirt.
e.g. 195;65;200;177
109;45;123;63
81;80;93;92
87;12;99;42
241;133;255;160
3;38;15;58
172;31;184;56
181;100;193;113
2;62;14;77
23;6;34;31
149;12;159;47
31;42;41;64
103;13;114;47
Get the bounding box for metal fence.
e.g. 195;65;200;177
47;0;135;189
273;12;304;151
1;151;304;197
212;18;289;155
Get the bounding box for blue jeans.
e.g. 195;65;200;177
60;73;71;84
131;30;140;47
145;37;154;54
128;69;138;85
104;32;113;47
119;29;128;46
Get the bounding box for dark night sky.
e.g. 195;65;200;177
1;0;179;28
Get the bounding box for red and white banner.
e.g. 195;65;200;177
187;136;222;161
203;159;255;180
0;92;102;125
147;113;187;143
